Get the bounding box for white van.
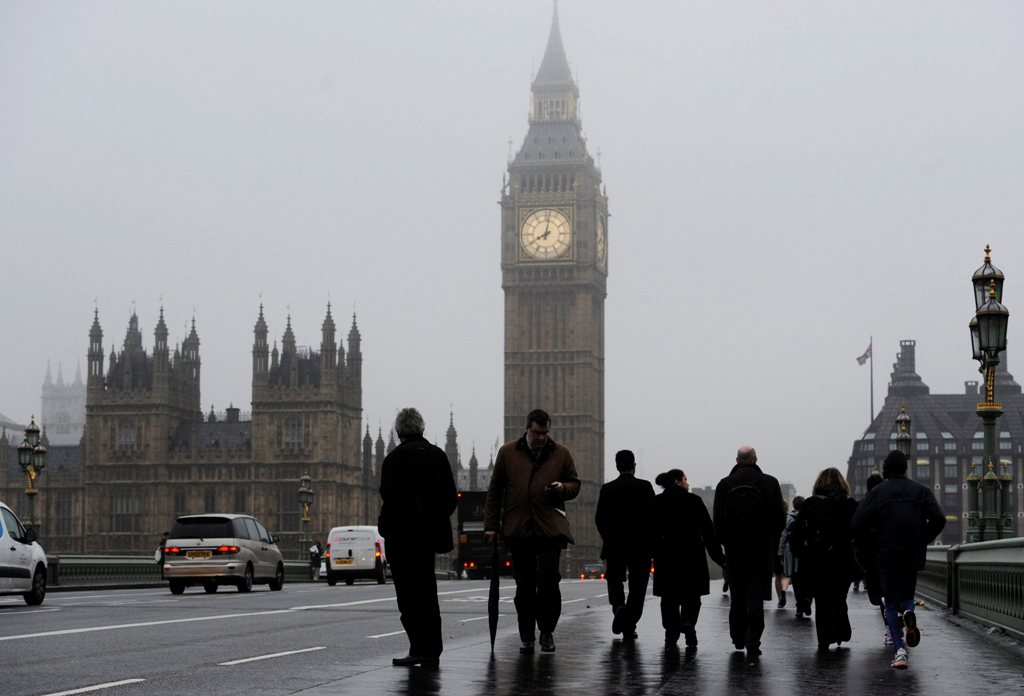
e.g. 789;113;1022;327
0;501;47;606
324;525;387;586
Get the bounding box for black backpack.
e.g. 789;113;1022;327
791;498;840;558
724;483;765;546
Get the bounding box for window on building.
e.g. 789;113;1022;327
943;492;958;509
944;441;957;452
944;458;959;479
861;442;875;452
915;459;931;480
284;418;302;449
173;490;187;518
112;494;138;533
53;493;73;538
916;441;930;452
234;489;247;514
278;489;299;536
118;420;136;448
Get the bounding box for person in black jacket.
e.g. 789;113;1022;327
851;450;945;670
791;467;859;651
651;468;725;648
378;408;459;668
595;450;656;640
713;446;786;662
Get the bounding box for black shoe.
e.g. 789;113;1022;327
665;630;680;644
904;611;920;647
539;632;555;652
611;606;626;635
392;655;439;667
746;647;762;663
622;631;638;642
777;597;787;608
682;624;697;648
519;640;535;654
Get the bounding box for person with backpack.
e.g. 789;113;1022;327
789;467;859;651
851;450;945;670
713;446;786;662
856;471;893;645
778;496;811;618
651;468;725;648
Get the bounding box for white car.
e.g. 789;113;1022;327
0;501;47;606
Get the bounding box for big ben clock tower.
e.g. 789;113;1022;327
501;4;607;567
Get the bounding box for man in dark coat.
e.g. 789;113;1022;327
595;449;655;639
378;407;459;668
485;408;581;654
713;445;786;662
851;450;945;670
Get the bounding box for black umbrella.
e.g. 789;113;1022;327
488;533;501;655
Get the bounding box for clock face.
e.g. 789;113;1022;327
596;217;607;266
520;209;572;260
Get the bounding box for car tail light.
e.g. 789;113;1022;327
325;544;331;560
214;545;240;555
600;573;605;579
375;541;382;559
580;573;585;579
505;561;511;567
165;546;183;556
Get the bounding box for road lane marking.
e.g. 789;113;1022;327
461;614;507;623
0;586;494;642
218;646;325;665
368;630;405;639
43;679;146;695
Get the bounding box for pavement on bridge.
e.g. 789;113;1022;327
296;580;1024;695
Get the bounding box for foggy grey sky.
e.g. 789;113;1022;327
2;1;1022;493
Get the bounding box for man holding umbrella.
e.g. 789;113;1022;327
378;407;458;668
485;409;581;654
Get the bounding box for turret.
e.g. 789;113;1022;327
253;304;269;381
153;307;170;385
321;304;337;374
88;309;105;389
444;410;460;479
347;314;362;402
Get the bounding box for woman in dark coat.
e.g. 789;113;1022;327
791;467;859;651
651;469;726;647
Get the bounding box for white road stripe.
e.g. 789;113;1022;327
461;614;507;623
42;679;146;696
367;630;405;639
218;646;325;666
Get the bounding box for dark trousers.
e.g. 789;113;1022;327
728;568;766;651
792;570;812;613
660;594;701;635
508;536;562;642
389;546;442;658
605;553;651;630
880;571;918;650
810;574;852;647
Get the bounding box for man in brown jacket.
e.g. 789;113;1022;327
485;409;581;654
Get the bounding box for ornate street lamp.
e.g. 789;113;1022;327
895;405;912;458
16;416;47;529
967;246;1011;541
298;473;314;560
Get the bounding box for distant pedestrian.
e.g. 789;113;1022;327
778;496;811;618
309;540;322;581
595;450;655;641
789;467;858;651
378;407;459;668
485;408;581;654
713;446;786;662
851;450;945;670
156;531;169;570
774;500;789;608
651;468;725;648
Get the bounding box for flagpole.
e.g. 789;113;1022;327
869;335;874;424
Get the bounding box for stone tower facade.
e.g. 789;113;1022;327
41;361;86;446
52;305;373;555
500;6;607;567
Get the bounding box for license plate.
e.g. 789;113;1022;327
187;550;212;559
334;558;353;565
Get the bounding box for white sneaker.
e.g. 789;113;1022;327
883;628;894;646
890;647;909;669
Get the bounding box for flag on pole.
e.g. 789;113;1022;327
856;343;872;365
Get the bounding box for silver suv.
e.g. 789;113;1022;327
163;514;284;594
0;501;47;606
